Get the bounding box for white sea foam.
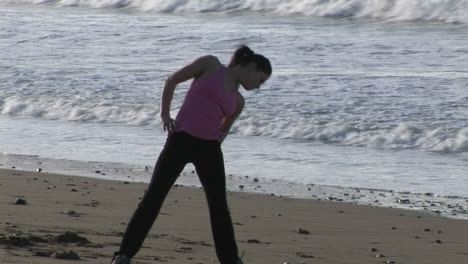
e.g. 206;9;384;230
1;96;159;126
3;0;468;24
2;95;466;154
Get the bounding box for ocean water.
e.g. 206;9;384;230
1;0;467;218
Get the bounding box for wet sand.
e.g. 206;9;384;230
1;168;468;264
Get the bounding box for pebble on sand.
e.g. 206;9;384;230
55;250;80;260
176;246;192;251
35;250;54;257
64;210;78;216
296;252;316;258
55;231;90;244
14;198;27;205
297;228;310;235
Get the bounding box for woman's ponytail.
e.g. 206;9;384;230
228;45;272;76
228;45;255;68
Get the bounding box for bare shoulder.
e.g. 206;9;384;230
167;55;222;84
196;55;222;69
192;55;223;79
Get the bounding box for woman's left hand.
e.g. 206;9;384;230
161;115;176;133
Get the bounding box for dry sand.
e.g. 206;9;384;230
1;168;468;264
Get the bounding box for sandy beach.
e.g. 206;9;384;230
1;168;468;264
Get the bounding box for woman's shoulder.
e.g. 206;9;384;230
195;55;222;69
191;55;224;79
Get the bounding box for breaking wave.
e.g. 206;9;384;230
1;96;467;154
4;0;468;24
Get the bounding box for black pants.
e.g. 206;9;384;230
118;131;239;264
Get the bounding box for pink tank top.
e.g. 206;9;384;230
175;67;238;141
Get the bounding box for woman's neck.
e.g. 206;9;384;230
225;66;242;93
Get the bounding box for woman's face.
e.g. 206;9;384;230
242;64;269;91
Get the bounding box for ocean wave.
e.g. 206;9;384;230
235;115;468;154
2;96;467;154
4;0;468;24
0;96;159;126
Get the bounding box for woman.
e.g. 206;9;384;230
112;45;272;264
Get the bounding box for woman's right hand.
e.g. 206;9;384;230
161;115;176;133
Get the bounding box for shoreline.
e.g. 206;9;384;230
2;168;468;264
1;153;468;221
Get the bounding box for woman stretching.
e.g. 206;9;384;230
112;45;272;264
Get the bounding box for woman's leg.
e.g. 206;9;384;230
194;144;239;264
117;133;188;258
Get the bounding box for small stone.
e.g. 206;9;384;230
297;228;310;235
15;198;27;205
369;248;378;252
246;239;261;244
65;210;77;215
35;250;54;257
177;246;192;251
95;170;101;174
296;252;315;258
424;228;431;232
435;240;443;244
385;261;396;264
55;231;90;244
36;168;42;173
70;188;78;192
253;178;259;182
55;250;80;260
376;254;385;258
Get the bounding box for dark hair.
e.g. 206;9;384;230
228;45;272;76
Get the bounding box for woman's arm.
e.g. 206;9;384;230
219;93;245;142
160;55;219;133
